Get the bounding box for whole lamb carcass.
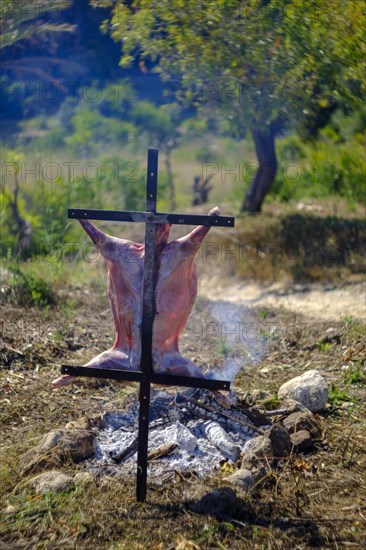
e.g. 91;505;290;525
52;207;220;387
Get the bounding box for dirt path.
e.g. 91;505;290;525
199;276;366;322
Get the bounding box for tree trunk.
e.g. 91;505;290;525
165;149;176;211
241;125;278;213
10;175;33;258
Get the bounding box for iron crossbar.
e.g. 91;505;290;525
60;148;234;502
68;209;234;227
61;365;230;391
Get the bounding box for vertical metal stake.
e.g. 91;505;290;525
136;377;151;502
136;149;159;502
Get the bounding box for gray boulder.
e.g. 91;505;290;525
28;470;74;494
278;370;328;412
290;430;314;453
265;423;292;457
20;428;96;476
224;469;256;492
242;435;273;461
282;410;322;438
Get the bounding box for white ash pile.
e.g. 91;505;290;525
18;371;326;494
87;389;270;479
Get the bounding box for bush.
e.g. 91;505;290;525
195;147;219;163
277;136;306;161
65;110;137;154
4;265;56;307
271;134;366;204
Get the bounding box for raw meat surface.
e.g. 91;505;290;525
52;207;220;387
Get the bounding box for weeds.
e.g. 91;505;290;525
340;430;359;468
259;325;277;339
328;385;352;406
342;361;365;385
218;342;232;357
4;265;56;307
261;395;282;411
318;339;332;351
341;315;354;325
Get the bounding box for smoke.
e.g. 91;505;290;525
208;300;268;382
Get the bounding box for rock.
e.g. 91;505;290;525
290;430;314;453
29;470;74;494
190;488;239;519
20;428;96;476
266;423;292;457
240;454;267;480
282;411;322;439
224;469;256;492
65;417;91;430
242;435;273;460
240;451;258;470
241;435;274;472
278;370;328;412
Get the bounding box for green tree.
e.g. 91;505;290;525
92;0;365;212
0;0;73;49
0;0;75;86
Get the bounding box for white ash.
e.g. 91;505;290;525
87;389;269;478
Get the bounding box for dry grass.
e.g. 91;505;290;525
1;203;365;548
203;207;366;284
1;282;365;548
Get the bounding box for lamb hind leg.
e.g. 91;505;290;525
52;349;135;388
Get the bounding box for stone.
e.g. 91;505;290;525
290;430;314;453
240;454;267;480
282;411;322;439
65;417;91;430
190;487;239;519
20;428;96;476
241;435;274;468
278;370;328;412
266;423;292;457
29;470;74;494
240;451;258;470
224;469;256;492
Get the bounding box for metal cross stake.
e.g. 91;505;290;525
60;149;235;502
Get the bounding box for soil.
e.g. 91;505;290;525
199;276;366;322
1;276;365;549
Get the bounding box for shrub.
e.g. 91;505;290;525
65;110;137;154
4;265;56;307
271;134;366;204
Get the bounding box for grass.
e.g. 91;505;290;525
342;361;365;386
203;207;366;283
328;385;352;406
1;292;366;548
3;265;56;307
1;141;366;547
318;339;332;352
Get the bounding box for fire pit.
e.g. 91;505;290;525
87;388;269;481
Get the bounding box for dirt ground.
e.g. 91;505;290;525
1;275;366;549
199;276;366;322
